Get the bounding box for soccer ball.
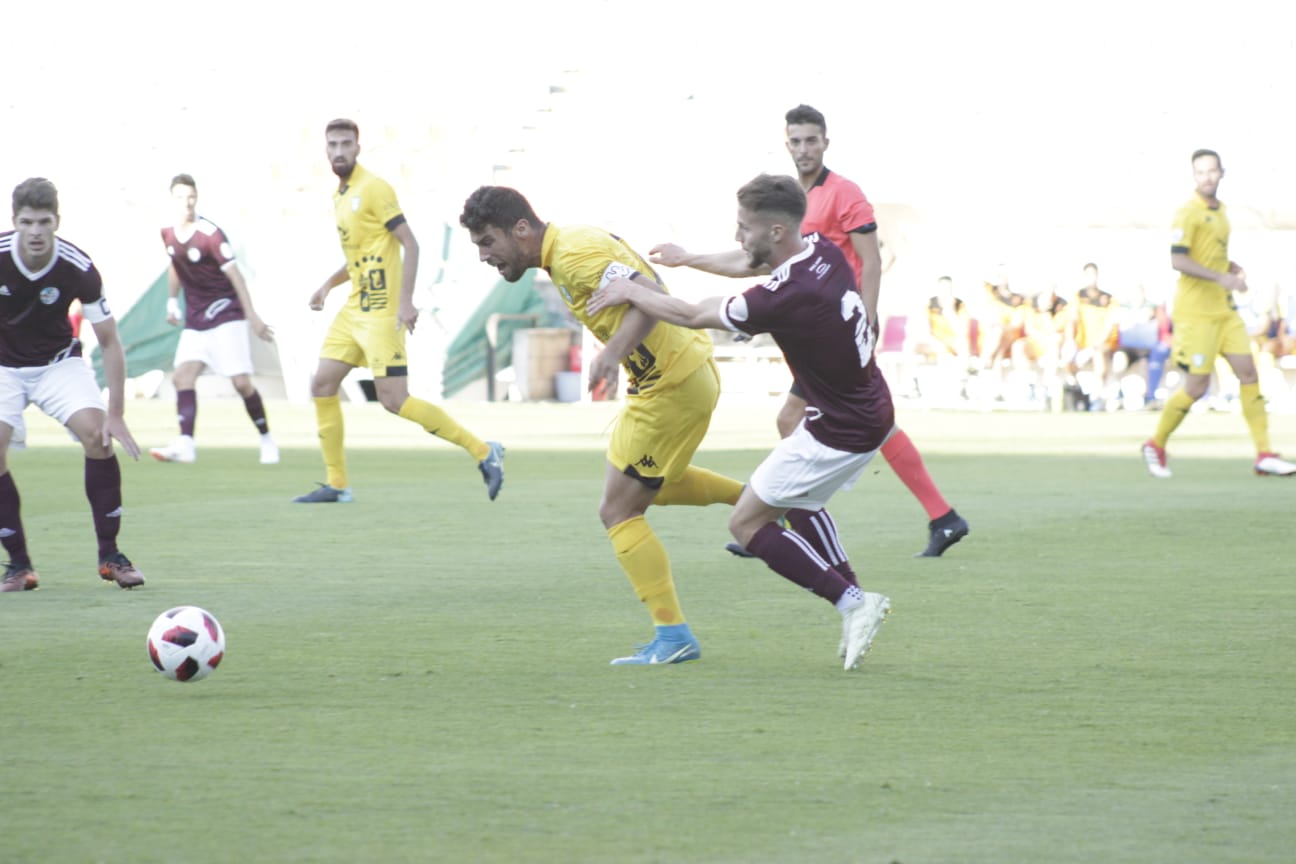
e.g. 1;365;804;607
146;606;226;682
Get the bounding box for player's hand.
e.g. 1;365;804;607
587;348;619;395
1220;271;1247;293
397;301;419;333
649;243;690;268
308;285;330;311
102;413;140;461
587;279;634;315
165;297;182;326
250;316;274;341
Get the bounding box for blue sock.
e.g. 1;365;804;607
656;623;695;641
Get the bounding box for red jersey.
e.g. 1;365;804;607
161;218;245;331
719;234;894;453
801;167;877;286
0;232;106;367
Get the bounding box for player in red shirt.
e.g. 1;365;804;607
650;104;968;557
149;174;278;465
590;174;891;669
0;178;144;592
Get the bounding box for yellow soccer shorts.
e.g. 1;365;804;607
1171;313;1250;375
608;358;720;487
319;305;408;377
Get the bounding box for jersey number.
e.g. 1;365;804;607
841;291;875;366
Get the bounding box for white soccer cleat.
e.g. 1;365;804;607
1255;453;1296;476
150;436;196;464
1141;439;1171;479
259;436;280;465
842;592;891;670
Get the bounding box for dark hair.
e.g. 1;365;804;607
1083;262;1098;272
12;177;58;217
326;118;360;138
736;174;806;224
1191;148;1222;168
785;104;827;135
459;186;543;233
937;275;953;283
170;173;197;192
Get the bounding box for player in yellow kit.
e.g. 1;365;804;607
295;119;504;503
460;185;743;665
1141;149;1296;478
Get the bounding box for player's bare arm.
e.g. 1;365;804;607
224;263;273;341
850;230;883;327
649;244;765;278
165;265;182;326
587;303;659;392
589;277;725;330
1171;252;1246;292
393;222;420;333
90;317;141;460
310;265;350;310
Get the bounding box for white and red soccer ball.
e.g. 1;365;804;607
146;606;226;682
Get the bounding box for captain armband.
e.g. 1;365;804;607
81;298;113;324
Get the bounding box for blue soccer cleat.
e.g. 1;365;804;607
478;441;505;500
610;633;702;666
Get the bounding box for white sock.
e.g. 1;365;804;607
836;584;865;614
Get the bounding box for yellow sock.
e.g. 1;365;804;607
1240;382;1271;453
608;516;684;626
398;397;488;461
1153;390;1195;448
654;466;744;507
313;395;347;489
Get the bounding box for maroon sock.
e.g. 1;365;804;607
0;471;30;566
85;456;122;561
745;521;852;605
242;390;269;434
177;389;197;437
784;508;858;585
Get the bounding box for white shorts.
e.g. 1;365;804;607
748;422;878;511
174;320;254;377
0;358;105;449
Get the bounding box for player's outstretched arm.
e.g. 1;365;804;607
589;278;725;330
649;243;766;278
310;265;350;310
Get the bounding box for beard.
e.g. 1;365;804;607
331;159;355;179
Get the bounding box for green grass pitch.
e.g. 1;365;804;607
1;398;1293;863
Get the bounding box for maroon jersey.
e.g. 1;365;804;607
161;218;245;331
719;234;894;452
0;231;106;367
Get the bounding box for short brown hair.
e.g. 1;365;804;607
12;177;58;217
736;174;806;224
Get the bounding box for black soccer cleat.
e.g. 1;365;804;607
917;510;969;558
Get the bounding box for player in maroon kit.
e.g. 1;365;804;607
650;104;968;558
150;174;278;465
0;178;144;592
589;174;891;670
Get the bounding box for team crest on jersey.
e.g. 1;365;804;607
187;247;202;263
557;284;574;305
39;286;60;305
352;196;361;212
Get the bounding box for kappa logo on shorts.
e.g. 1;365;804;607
636;454;658;469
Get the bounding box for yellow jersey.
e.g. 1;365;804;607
540;224;712;393
1073;286;1118;350
1170;194;1234;317
333;163;405;317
